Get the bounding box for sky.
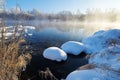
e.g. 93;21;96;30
5;0;120;13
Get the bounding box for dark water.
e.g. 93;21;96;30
21;54;88;80
25;27;86;54
19;26;88;80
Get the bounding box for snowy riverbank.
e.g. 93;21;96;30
66;29;120;80
42;29;120;80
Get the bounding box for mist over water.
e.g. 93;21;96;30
6;20;120;41
4;8;120;41
31;21;120;40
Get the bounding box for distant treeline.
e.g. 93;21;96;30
1;8;120;22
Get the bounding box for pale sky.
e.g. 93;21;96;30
5;0;120;13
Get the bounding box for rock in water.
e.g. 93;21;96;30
43;47;67;62
61;41;85;55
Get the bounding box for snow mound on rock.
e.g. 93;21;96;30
43;47;67;62
93;30;105;36
66;68;120;80
89;45;120;72
66;68;106;80
82;29;120;54
61;41;85;55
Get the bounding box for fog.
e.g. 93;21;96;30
2;9;120;40
21;20;120;42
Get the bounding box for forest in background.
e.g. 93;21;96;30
0;7;120;22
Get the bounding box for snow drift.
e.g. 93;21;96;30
82;29;120;54
66;29;120;80
66;68;120;80
66;68;105;80
0;25;36;39
89;45;120;72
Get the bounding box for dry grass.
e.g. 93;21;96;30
39;68;58;80
0;22;31;80
77;64;95;70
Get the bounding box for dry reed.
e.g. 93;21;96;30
0;19;31;80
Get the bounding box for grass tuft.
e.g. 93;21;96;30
0;23;31;80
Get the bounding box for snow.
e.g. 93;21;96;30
61;41;85;55
66;29;120;80
5;25;36;33
66;68;105;80
93;30;105;36
24;26;36;30
43;47;67;62
0;25;36;39
4;32;13;37
66;68;120;80
89;45;120;72
82;29;120;54
28;33;33;36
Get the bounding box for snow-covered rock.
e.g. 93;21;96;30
82;29;120;54
66;68;120;80
93;30;105;36
61;41;85;55
43;47;67;62
89;45;120;72
66;68;105;80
